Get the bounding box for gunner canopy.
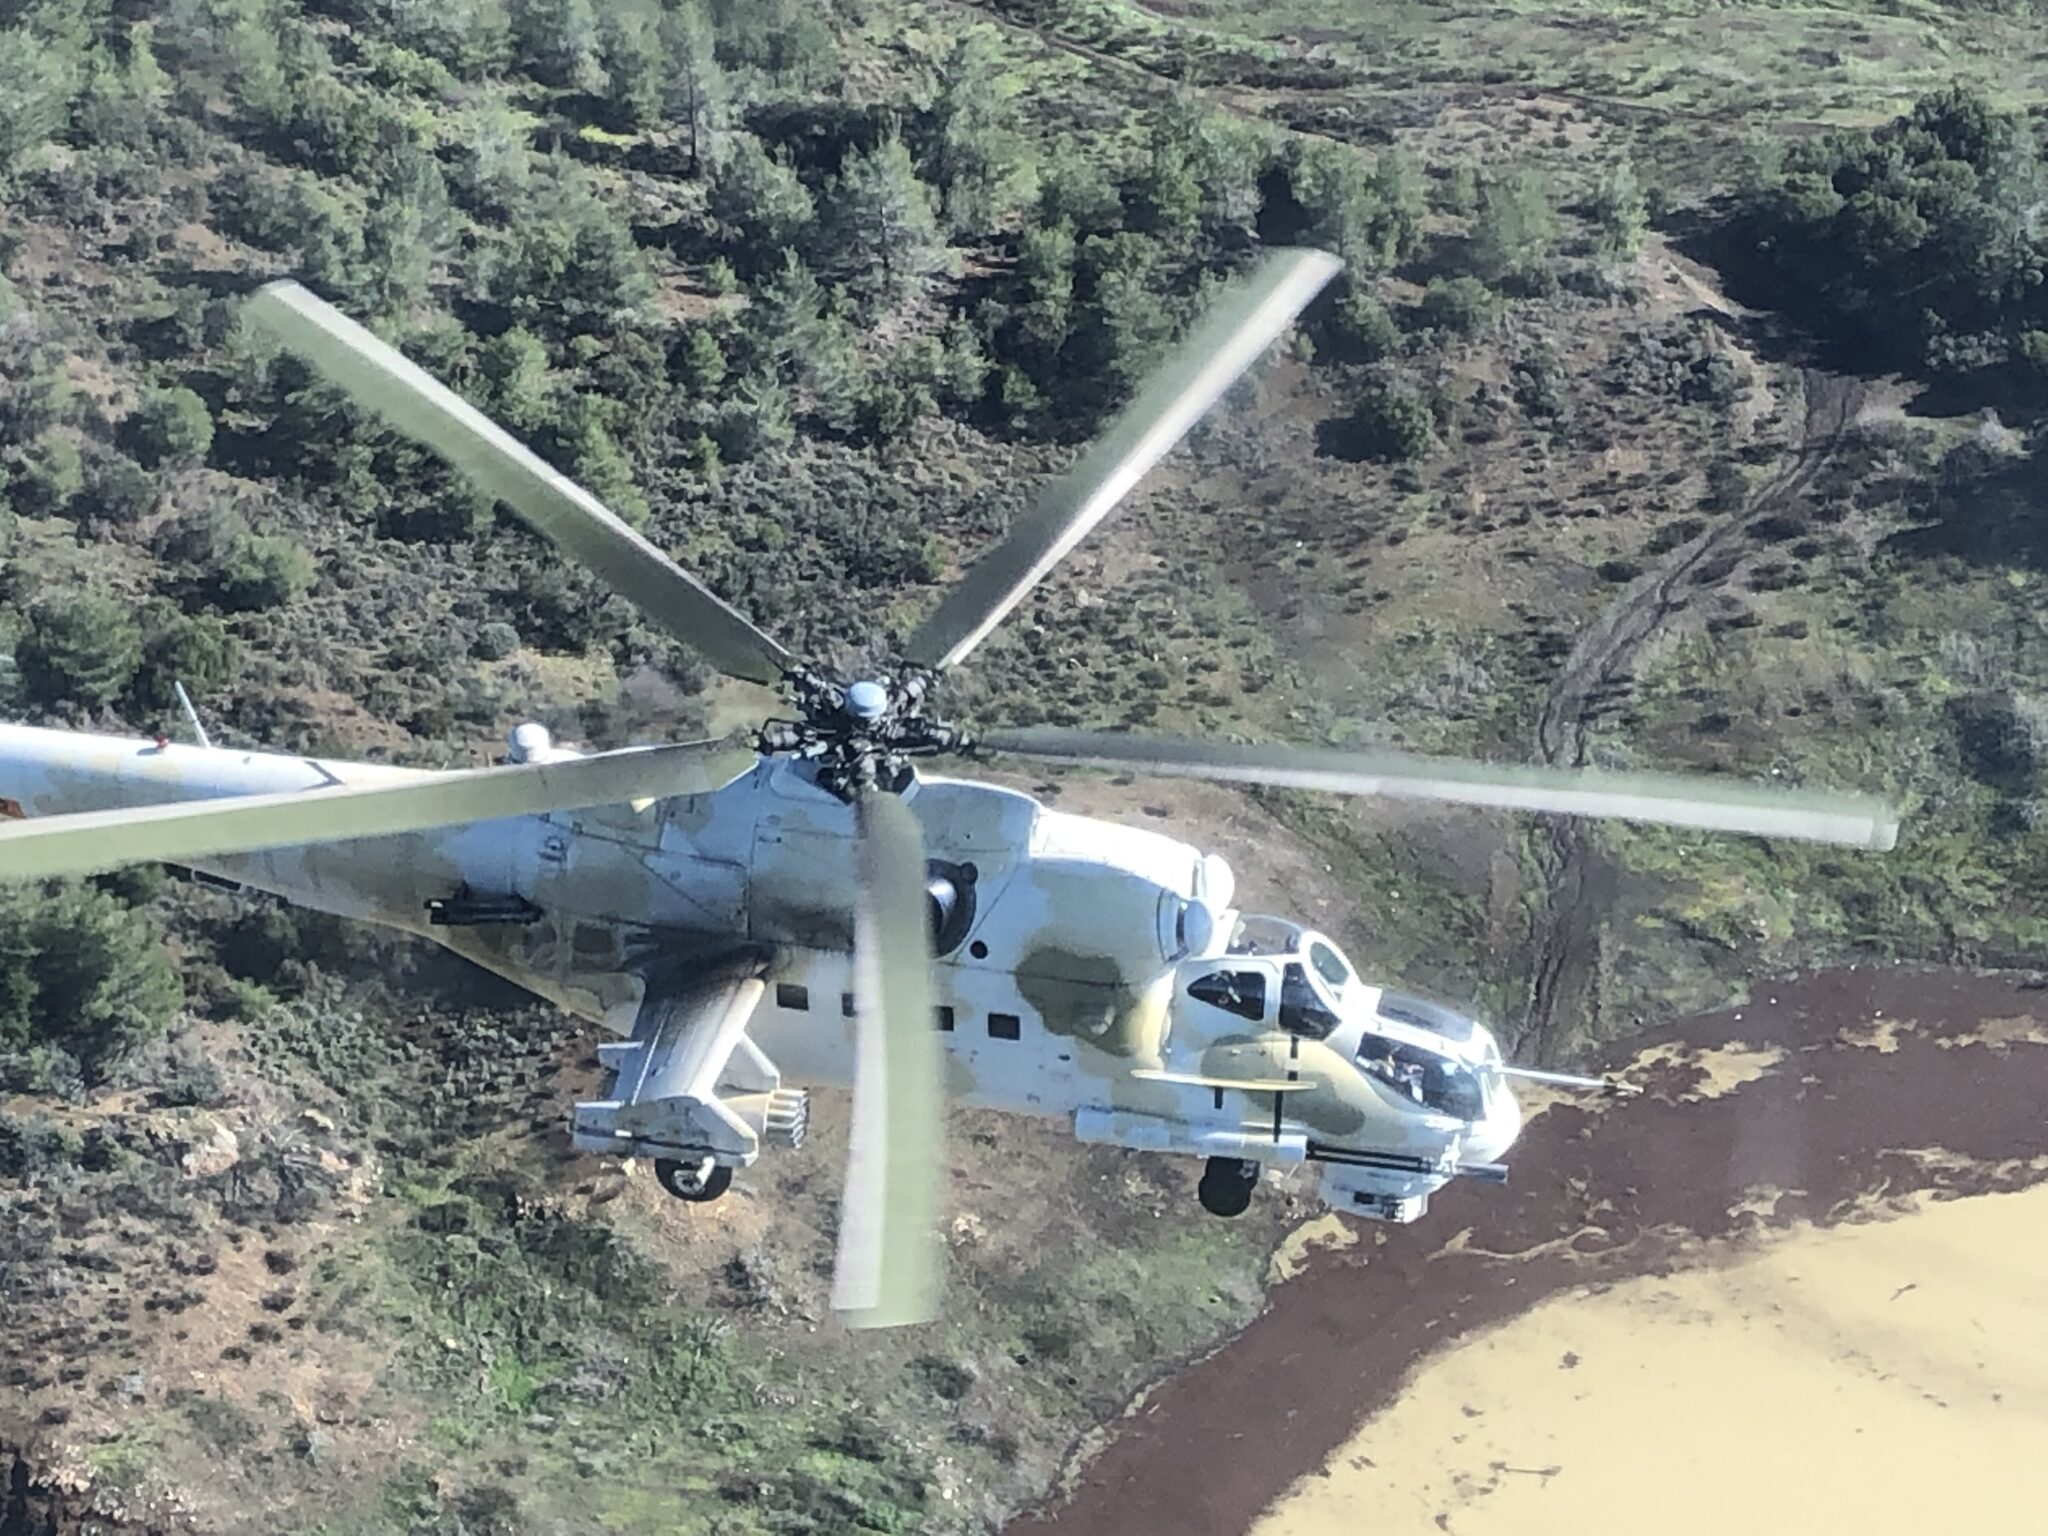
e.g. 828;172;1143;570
1355;989;1488;1119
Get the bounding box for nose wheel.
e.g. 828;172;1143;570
1198;1156;1260;1218
655;1156;732;1203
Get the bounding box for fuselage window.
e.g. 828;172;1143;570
776;983;809;1012
1187;970;1267;1022
1277;963;1341;1040
988;1012;1021;1041
935;1005;955;1032
841;992;857;1018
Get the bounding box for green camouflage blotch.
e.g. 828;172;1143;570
1014;947;1152;1059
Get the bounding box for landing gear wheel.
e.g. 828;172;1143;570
1198;1157;1259;1218
654;1157;732;1203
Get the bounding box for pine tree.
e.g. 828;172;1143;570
1038;140;1122;233
805;314;868;434
0;21;80;171
18;593;144;710
365;143;454;316
1017;220;1076;365
709;134;816;257
596;7;662;132
0;878;183;1076
1369;151;1426;267
659;0;729;173
1078;237;1175;394
935;316;989;412
1592;160;1649;264
559;396;648;526
1134;134;1202;245
718;373;794;461
511;0;606;95
480;327;554;437
457;94;534;215
289;178;367;306
486;165;654;322
387;0;515;80
824;135;945;304
924;28;1034;236
1472;168;1559;291
677;327;728;393
1154;96;1264;238
127;387;214;469
745;249;829;380
1290;143;1424;275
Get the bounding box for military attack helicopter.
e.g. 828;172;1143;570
0;252;1899;1328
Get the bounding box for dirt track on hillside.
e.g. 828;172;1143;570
1517;370;1866;1064
1005;966;2048;1536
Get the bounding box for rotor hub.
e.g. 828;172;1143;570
757;665;965;801
845;680;889;722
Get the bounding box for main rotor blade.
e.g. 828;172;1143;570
832;791;944;1331
979;729;1901;851
903;247;1343;673
246;281;792;687
0;741;759;882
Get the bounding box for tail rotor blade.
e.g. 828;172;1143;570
245;281;792;686
833;791;944;1330
978;729;1901;851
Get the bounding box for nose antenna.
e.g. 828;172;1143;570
1495;1064;1641;1099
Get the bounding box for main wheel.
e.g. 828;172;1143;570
1197;1157;1259;1218
655;1157;732;1203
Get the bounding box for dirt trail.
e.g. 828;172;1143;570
1516;370;1864;1062
1004;966;2048;1536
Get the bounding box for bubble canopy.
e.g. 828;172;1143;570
1209;914;1497;1118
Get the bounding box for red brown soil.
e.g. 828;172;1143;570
1006;966;2048;1536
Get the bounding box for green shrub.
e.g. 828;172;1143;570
1346;374;1436;463
1416;276;1498;337
0;880;183;1078
78;449;158;528
1330;288;1400;362
17;593;144;710
137;611;239;712
474;621;521;661
127;386;215;469
220;530;315;612
1721;86;2048;386
14;434;83;517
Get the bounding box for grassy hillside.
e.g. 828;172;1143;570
5;0;2048;1530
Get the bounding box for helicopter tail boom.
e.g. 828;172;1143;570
0;720;417;827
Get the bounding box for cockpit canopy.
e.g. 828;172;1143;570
1182;916;1495;1122
1212;913;1359;1036
1353;1029;1485;1119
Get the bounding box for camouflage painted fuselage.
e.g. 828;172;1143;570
0;723;1519;1219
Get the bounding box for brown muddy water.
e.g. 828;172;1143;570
1006;968;2048;1536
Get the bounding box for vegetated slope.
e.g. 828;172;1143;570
4;0;2048;1531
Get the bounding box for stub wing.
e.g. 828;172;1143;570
1130;1067;1321;1093
571;957;800;1166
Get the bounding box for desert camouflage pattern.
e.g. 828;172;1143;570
0;719;1518;1221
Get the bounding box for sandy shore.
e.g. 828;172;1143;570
1252;1180;2048;1535
1007;968;2048;1536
